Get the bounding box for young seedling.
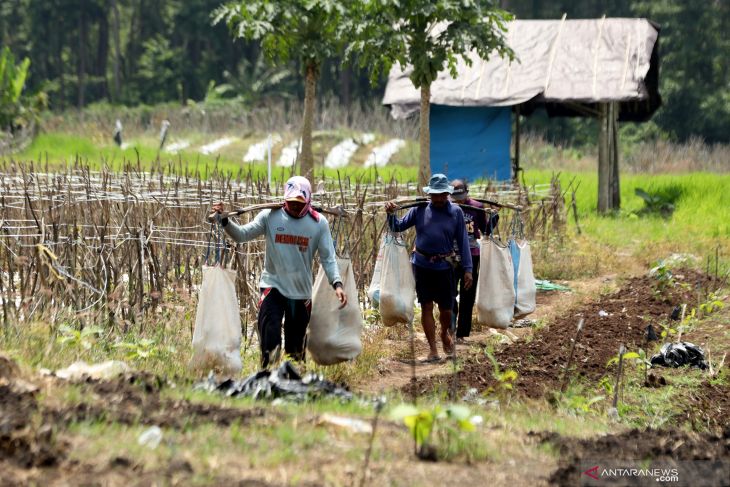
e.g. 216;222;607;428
390;403;477;462
608;344;626;420
560;318;584;394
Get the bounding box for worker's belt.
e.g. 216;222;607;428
414;247;460;265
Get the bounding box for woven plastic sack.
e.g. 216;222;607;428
367;236;387;306
475;238;515;329
308;257;363;365
191;265;242;374
513;239;536;319
379;236;415;326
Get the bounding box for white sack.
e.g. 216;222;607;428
514;239;537;319
367;236;387;306
191;265;242;374
379;237;415;326
308;258;363;365
475;238;515;329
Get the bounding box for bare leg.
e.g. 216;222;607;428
421;302;439;358
438;304;454;355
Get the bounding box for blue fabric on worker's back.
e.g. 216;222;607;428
430;105;512;181
509;239;521;304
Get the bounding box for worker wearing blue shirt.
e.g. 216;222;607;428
385;174;473;362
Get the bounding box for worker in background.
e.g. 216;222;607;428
449;179;499;343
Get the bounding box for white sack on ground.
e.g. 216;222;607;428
308;258;363;365
191;265;242;374
514;239;537;319
367;236;387;306
476;238;515;329
379;237;415;326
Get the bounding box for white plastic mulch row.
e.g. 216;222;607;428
161;133;406;168
323;133;377;169
324;138;359;169
364;139;406;168
277;139;301;167
243;134;282;163
165;140;190;154
199;137;235;155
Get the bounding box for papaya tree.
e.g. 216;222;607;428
213;0;349;179
347;1;514;189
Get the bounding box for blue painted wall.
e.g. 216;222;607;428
429;105;512;182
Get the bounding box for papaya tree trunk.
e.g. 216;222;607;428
418;83;431;191
300;61;317;179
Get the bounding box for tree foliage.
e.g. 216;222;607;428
349;0;514;89
213;0;350;177
0;46;45;132
0;0;726;144
347;0;514;186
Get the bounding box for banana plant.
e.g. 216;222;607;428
0;46;31;131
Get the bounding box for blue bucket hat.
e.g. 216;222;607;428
423;173;454;194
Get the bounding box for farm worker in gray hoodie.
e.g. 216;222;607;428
211;176;347;368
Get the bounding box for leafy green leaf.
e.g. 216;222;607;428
389;404;419;421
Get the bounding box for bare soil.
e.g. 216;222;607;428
404;270;722;399
540;427;730;486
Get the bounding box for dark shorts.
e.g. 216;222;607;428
412;264;455;309
258;287;312;368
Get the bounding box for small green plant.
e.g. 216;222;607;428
656;321;678;339
483;348;518;395
113;337;168;361
635;185;684;217
57;324;104;350
390;403;478;461
650;262;675;295
562;392;605;415
699;292;724;316
598;376;614;396
606;351;642;367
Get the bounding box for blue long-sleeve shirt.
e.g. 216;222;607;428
388;202;473;272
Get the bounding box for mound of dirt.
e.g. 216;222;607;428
0;383;66;469
679;381;730;433
539;427;730;486
47;373;267;428
405;271;715;399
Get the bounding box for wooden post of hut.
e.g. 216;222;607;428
598;101;621;213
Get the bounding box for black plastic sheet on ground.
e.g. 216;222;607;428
194;361;353;401
650;342;708;370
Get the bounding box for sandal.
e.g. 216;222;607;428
419;355;442;364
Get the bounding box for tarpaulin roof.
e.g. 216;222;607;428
383;18;661;122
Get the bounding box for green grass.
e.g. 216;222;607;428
523;170;730;267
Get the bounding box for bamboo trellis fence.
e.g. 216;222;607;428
0;160;569;335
